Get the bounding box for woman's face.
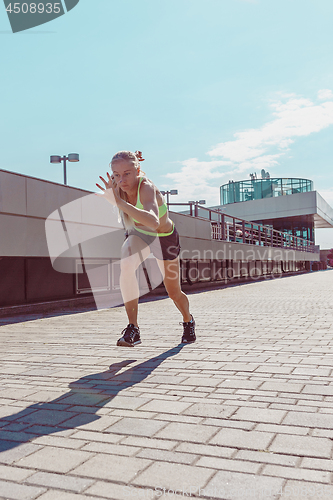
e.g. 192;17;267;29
111;159;140;193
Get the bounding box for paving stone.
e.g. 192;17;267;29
292;367;331;376
155;422;218;443
145;375;187;384
85;481;160;500
260;381;305;393
175;442;236;458
235;449;300;467
102;395;151;410
218;379;262;389
0;464;34;481
302;385;333;396
137;400;192;414
17;447;92;473
136;448;197;465
32;435;87;449
25;471;94;492
153;412;203;424
220;363;260;372
269;434;332;458
262;463;331;483
209;428;274;450
81;441;139;456
105;417;167;437
0;443;43;465
72;453;151;482
255;423;310;435
230;407;287;424
202;470;284;500
132;461;215;491
15;409;79;427
58;414;121;431
182;403;238;418
196;456;260;474
301;457;333;471
283;411;333;429
35;491;98;500
279;480;333;500
181;377;224;387
0;479;45;500
203;418;255;430
71;430;123;443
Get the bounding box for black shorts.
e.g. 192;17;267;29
125;225;181;261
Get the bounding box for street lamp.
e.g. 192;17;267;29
188;200;206;217
50;153;79;185
160;189;178;206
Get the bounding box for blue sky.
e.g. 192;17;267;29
1;0;333;247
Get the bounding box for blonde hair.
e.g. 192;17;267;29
110;150;145;229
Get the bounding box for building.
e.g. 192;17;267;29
216;173;333;244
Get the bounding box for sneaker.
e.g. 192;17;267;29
181;315;196;344
117;324;141;347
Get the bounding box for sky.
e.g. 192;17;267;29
1;0;333;248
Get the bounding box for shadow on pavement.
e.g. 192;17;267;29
0;344;185;454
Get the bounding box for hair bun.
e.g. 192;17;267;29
135;151;145;162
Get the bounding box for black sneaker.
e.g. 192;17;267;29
181;315;196;344
117;324;141;347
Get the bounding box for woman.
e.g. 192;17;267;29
96;150;195;347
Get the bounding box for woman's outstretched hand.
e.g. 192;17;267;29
96;172;119;205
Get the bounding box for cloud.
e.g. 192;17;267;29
164;159;231;206
318;89;333;100
166;91;333;207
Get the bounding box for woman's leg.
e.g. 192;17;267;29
155;256;192;322
120;235;151;326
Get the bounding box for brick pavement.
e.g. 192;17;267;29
0;270;333;500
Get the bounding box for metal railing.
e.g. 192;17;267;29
168;202;317;253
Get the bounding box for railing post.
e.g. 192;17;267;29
242;220;245;244
194;204;198;217
233;218;236;242
265;228;267;246
258;225;261;246
251;224;254;245
222;214;225;241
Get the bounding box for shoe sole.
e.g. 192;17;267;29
117;339;142;347
181;339;196;344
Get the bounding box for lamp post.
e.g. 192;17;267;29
160;189;178;206
50;153;79;185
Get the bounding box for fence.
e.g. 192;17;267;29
168;203;316;253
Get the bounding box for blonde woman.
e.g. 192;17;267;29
96;150;195;347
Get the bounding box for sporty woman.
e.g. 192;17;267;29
96;150;196;347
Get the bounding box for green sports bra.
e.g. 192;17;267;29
132;177;168;224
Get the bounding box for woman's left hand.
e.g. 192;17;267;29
96;172;119;205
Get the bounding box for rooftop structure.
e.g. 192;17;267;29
216;172;333;243
221;177;313;205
